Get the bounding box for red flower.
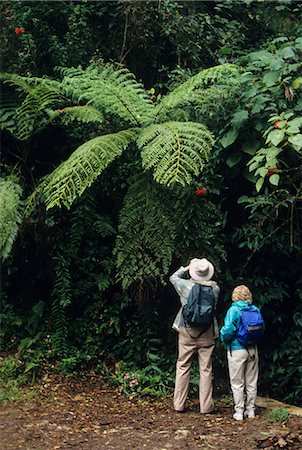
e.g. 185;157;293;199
273;120;281;129
266;168;278;177
14;27;25;35
195;187;207;197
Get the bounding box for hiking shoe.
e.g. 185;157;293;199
233;412;244;421
244;410;255;419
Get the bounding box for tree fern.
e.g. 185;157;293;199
0;177;23;260
42;128;139;210
15;84;63;141
0;92;20;134
155;64;239;120
114;175;176;289
50;105;104;125
138;121;214;186
51;254;71;358
58;64;155;126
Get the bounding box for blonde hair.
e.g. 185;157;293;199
232;285;253;303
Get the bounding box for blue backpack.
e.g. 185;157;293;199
236;305;264;347
183;284;215;336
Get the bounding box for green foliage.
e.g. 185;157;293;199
50;254;71;358
0;177;22;260
156;64;239;120
42;129;138;210
110;358;174;399
267;408;290;423
114;175;176;290
1;1;302;407
58;64;154;126
0;73;63;140
51;105;104;126
138;121;214;186
2;62;232;216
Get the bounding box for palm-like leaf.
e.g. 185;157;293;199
138;121;214;186
41;128;139;210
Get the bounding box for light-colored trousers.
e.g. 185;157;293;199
174;328;215;413
227;347;259;415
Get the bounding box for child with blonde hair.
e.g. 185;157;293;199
220;285;264;421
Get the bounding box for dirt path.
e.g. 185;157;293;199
0;376;301;449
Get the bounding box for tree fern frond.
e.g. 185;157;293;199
114;175;176;289
50;105;104;125
0;177;23;260
15;84;63;141
41;128;139;210
51;253;71;358
0;92;19;133
138;121;214;186
156;64;239;119
58;64;155;126
0;72;62;94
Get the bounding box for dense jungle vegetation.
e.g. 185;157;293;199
0;0;301;406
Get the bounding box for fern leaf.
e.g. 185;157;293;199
41;128;139;210
114;175;176;289
0;92;19;133
58;64;155;126
51;254;71;358
15;84;63;141
50;105;104;125
138;121;214;186
0;177;23;260
156;64;239;119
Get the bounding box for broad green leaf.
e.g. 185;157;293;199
249;161;260;172
263;71;280;87
269;174;280;186
243;169;257;183
269;59;285;71
242;139;260;155
249;50;273;64
266;146;283;158
256;177;264;192
288;134;302;151
266;130;284;146
231;110;249;126
220;128;239;148
237;195;250;204
278;47;295;59
226;152;242;168
295;37;302;50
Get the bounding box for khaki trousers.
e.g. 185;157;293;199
227;347;259;415
174;328;215;413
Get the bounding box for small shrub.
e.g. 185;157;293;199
110;361;174;399
267;408;289;423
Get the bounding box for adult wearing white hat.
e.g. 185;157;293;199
170;258;220;414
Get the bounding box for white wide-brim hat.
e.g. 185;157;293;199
189;258;214;282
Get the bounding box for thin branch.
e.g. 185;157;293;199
119;11;128;63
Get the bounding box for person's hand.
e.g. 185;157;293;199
183;258;198;271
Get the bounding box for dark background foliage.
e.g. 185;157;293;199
0;0;301;405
